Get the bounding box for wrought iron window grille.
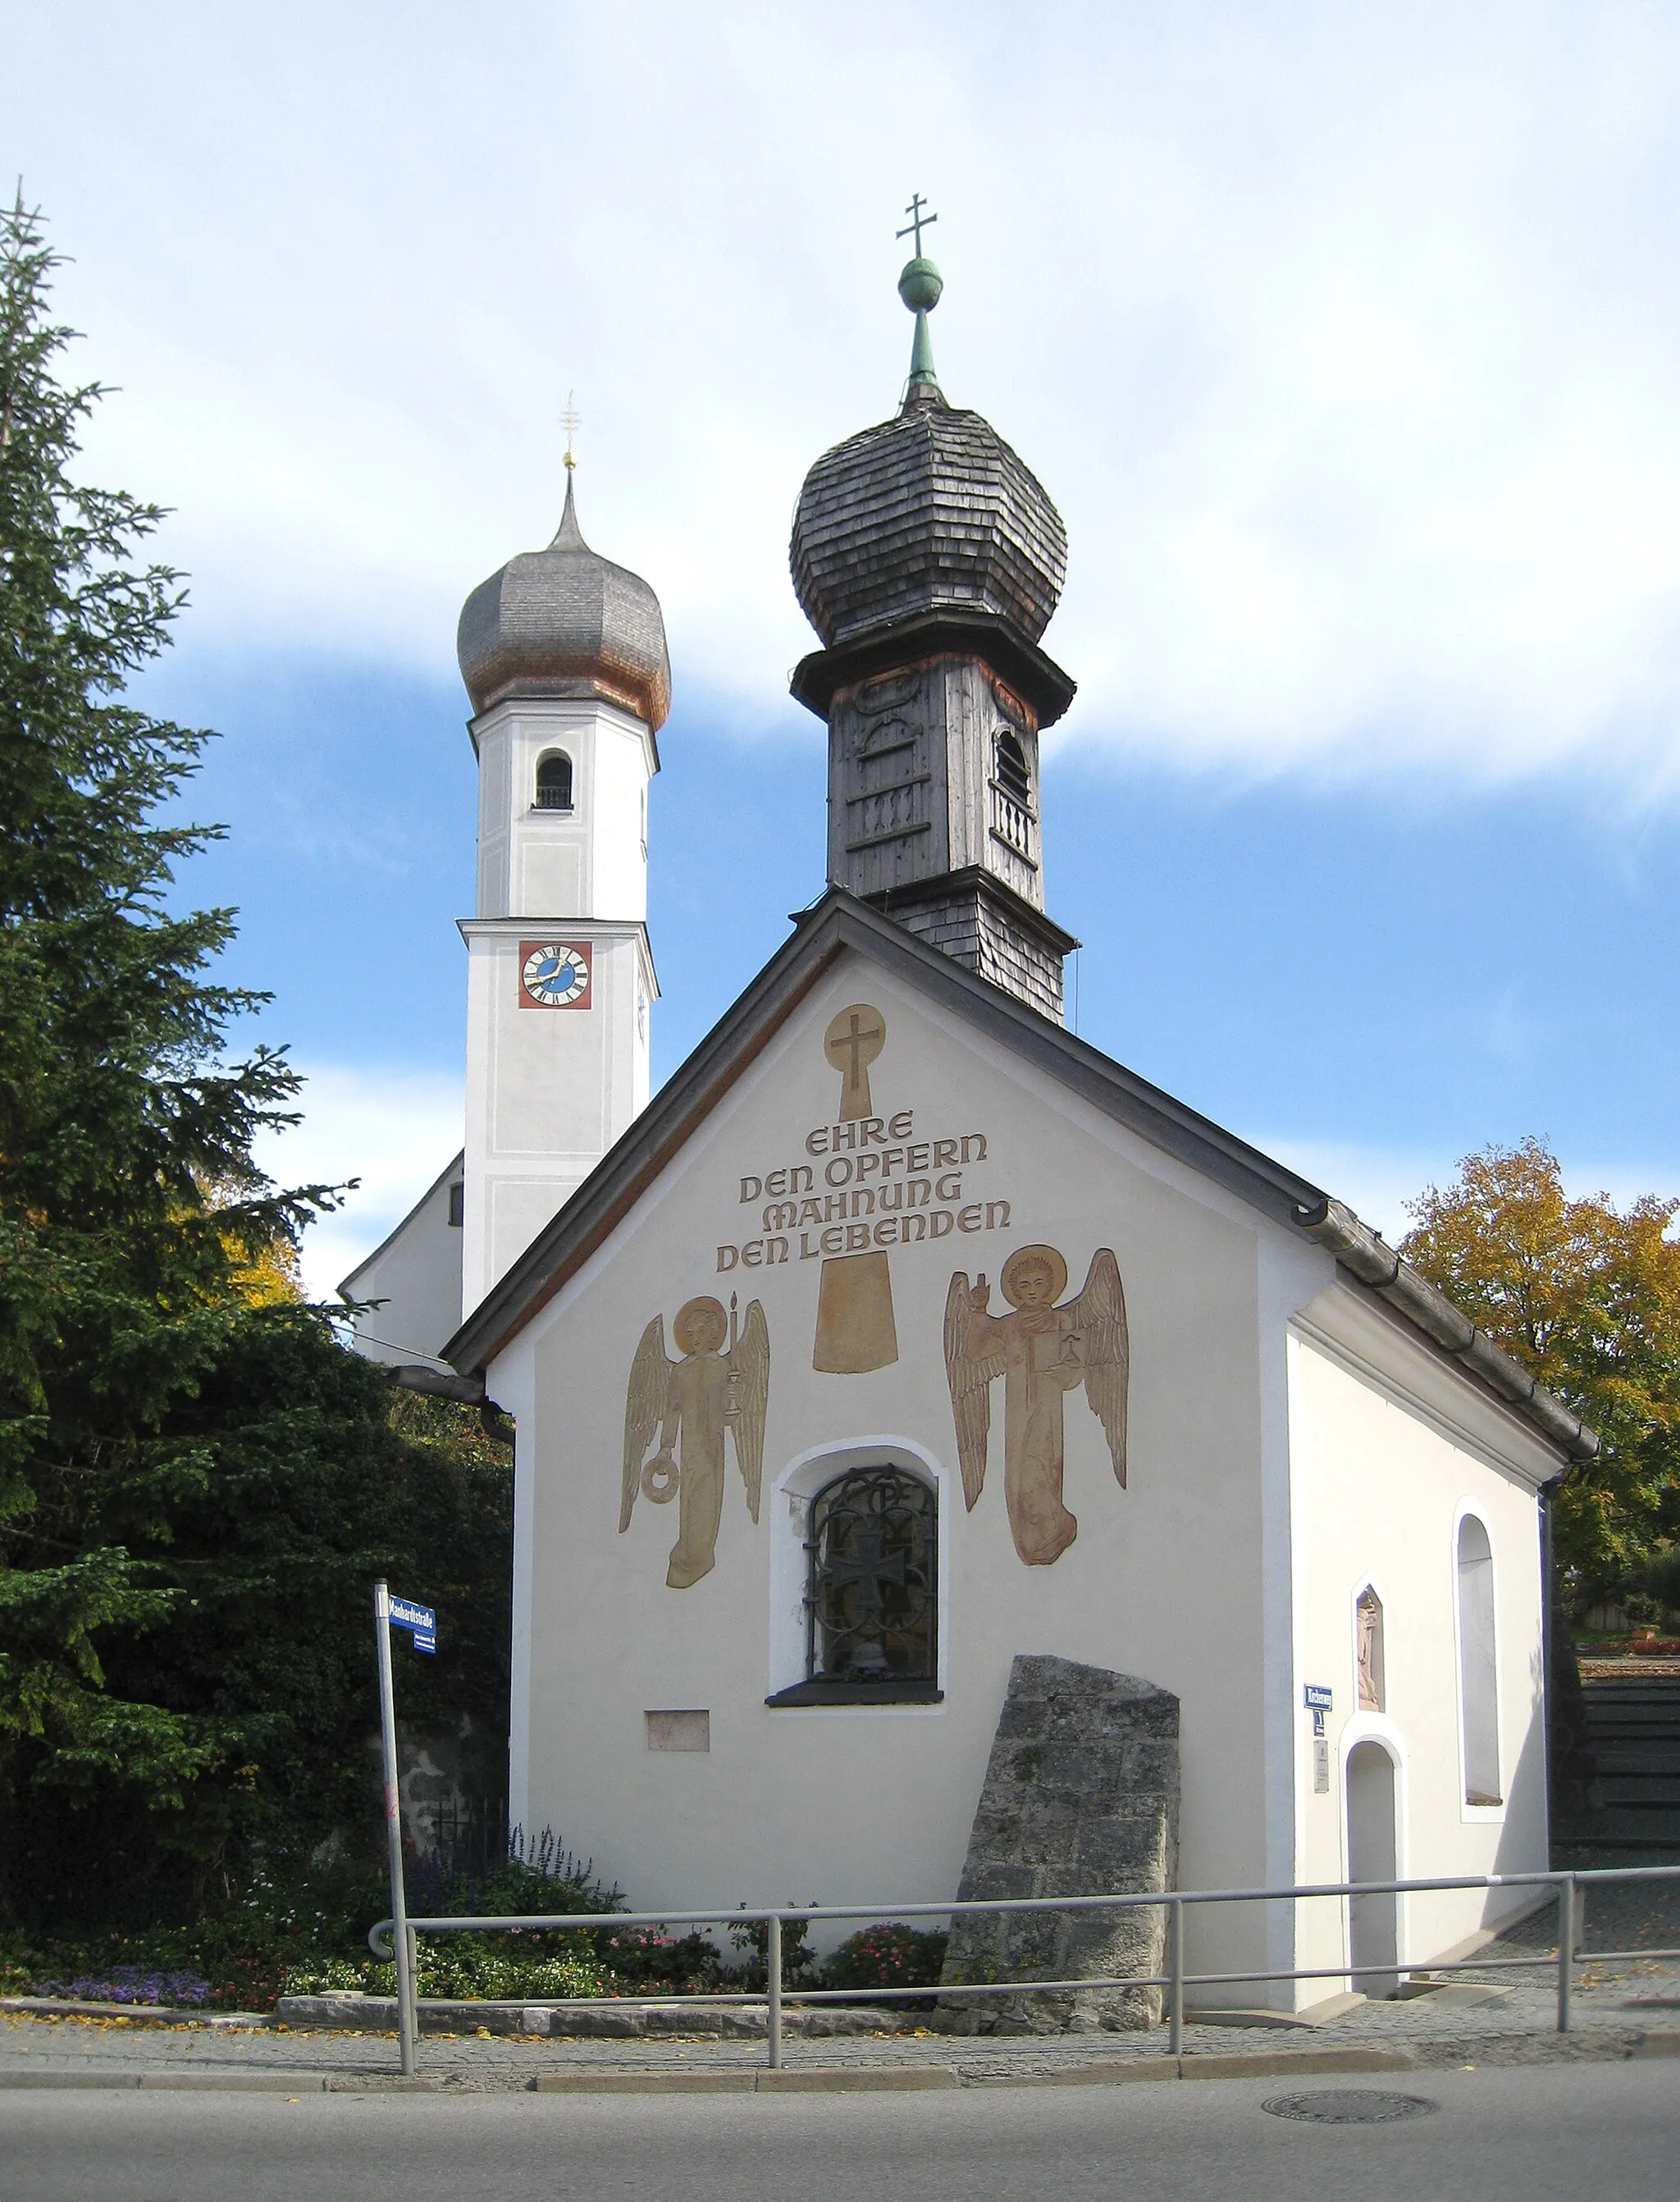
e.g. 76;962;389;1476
534;753;574;810
769;1466;939;1706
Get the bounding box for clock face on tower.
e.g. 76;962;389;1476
518;940;592;1009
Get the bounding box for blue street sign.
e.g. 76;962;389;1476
388;1596;436;1636
1303;1683;1333;1711
412;1633;436;1656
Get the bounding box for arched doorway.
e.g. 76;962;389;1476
1346;1740;1399;1999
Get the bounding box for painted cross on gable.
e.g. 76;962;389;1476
823;1003;887;1122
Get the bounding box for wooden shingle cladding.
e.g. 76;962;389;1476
790;397;1068;653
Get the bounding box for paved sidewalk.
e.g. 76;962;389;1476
2;1962;1677;2090
6;1873;1676;2092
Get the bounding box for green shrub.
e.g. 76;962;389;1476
821;1922;948;1994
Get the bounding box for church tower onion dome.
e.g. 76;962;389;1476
457;474;672;731
791;400;1068;654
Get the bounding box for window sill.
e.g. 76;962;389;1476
765;1680;943;1708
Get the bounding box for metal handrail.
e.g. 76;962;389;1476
368;1859;1680;2070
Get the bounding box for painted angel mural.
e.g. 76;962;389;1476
621;1292;770;1589
943;1245;1129;1566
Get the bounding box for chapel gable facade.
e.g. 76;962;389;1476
430;235;1594;2014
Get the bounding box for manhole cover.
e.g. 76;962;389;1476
1262;2090;1438;2125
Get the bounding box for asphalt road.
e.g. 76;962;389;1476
1;2062;1676;2202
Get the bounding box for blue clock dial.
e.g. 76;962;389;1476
522;943;590;1006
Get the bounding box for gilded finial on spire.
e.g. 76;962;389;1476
561;389;580;470
895;195;944;404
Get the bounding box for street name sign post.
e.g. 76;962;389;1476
373;1581;437;2075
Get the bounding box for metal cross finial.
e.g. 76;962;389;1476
561;389;580;470
896;194;938;257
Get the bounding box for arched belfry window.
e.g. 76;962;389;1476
993;728;1032;807
535;751;573;811
785;1466;938;1704
1456;1517;1501;1806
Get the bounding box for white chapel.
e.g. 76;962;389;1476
347;241;1597;2014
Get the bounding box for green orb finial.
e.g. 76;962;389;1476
894;194;944;397
897;256;943;313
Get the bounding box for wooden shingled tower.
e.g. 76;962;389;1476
788;205;1080;1020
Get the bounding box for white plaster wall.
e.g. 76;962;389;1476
497;949;1340;1984
1287;1306;1551;1996
342;1156;464;1363
461;921;655;1310
472;697;653;924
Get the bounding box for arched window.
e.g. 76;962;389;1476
993;728;1032;807
803;1465;937;1697
1456;1516;1501;1805
1356;1585;1386;1712
535;752;573;811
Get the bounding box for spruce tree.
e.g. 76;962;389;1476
0;196;512;1926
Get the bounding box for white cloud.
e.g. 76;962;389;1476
251;1064;463;1302
10;4;1680;787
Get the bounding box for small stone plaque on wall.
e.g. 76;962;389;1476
645;1709;710;1752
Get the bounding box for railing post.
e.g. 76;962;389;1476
405;1924;420;2060
1555;1875;1575;2033
766;1914;783;2070
1167;1898;1183;2058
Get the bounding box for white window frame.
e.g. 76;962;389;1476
1452;1501;1504;1821
765;1435;950;1714
532;747;575;811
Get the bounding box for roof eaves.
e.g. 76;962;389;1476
1294;1199;1598;1464
445;887;1599;1468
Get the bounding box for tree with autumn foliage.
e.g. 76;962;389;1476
1401;1139;1680;1612
0;197;511;1932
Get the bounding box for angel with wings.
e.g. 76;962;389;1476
621;1293;769;1589
943;1245;1128;1567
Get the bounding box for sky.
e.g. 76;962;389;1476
6;2;1680;1294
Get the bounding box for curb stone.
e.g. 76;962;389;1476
1632;2030;1680;2058
977;2056;1180;2087
757;2067;958;2093
532;2066;959;2094
0;1998;273;2028
276;1994;912;2040
534;2071;756;2095
1180;2047;1417;2080
0;2069;324;2091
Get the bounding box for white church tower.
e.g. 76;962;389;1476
340;459;669;1360
454;464;668;1312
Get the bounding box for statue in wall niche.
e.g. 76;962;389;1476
1357;1586;1386;1711
944;1245;1129;1567
620;1293;769;1590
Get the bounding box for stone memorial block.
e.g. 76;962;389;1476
939;1654;1179;2032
